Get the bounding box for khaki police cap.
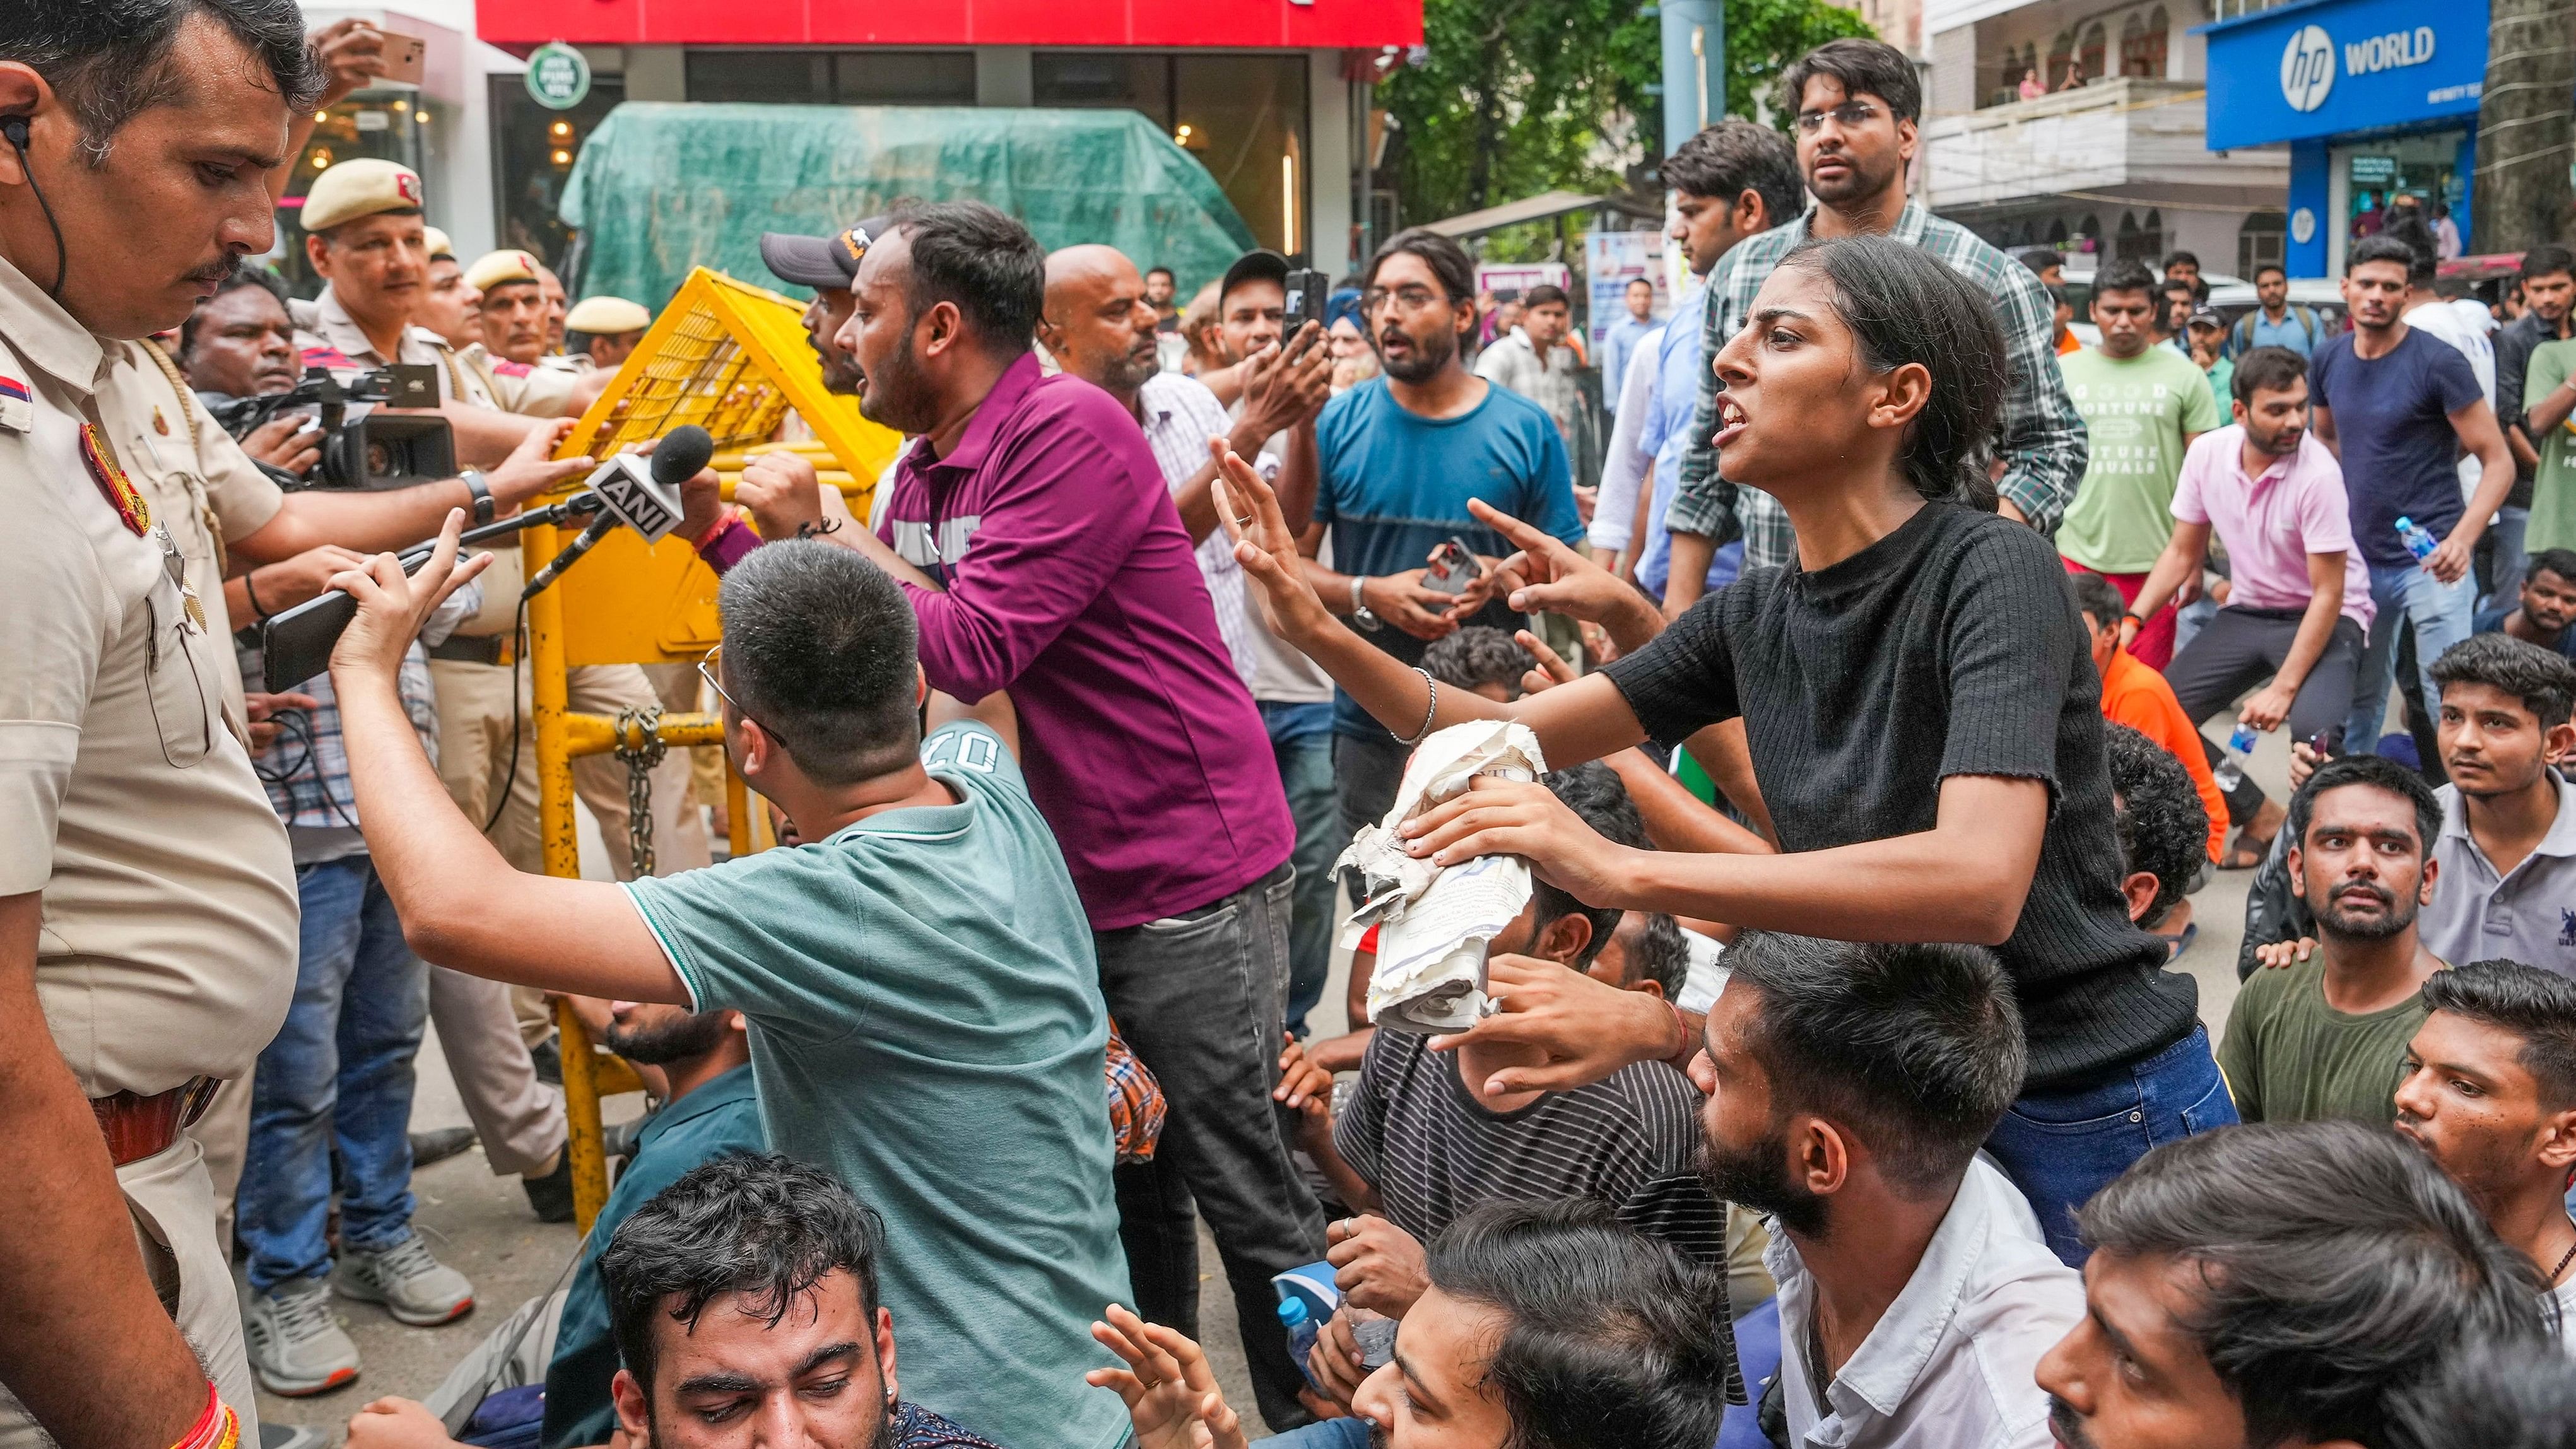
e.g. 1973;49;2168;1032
464;249;543;294
423;226;456;262
302;158;425;233
565;296;650;336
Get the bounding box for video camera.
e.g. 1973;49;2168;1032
209;364;456;491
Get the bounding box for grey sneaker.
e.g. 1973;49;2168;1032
334;1233;476;1326
242;1277;360;1397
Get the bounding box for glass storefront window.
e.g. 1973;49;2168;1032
2340;132;2466;243
685;49;975;105
272;91;437;298
491;74;626;271
1035;51;1308;256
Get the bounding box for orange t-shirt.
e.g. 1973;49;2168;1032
2099;648;2227;862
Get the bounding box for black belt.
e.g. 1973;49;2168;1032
426;635;515;666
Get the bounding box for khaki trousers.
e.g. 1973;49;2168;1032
0;1139;261;1447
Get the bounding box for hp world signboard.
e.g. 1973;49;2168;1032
2280;25;2334;112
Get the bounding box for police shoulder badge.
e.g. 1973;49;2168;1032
79;423;151;535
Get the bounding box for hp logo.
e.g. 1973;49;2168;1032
2281;25;2335;112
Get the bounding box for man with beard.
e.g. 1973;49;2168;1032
2037;1120;2547;1449
2478;548;2576;660
759;220;883;398
2253;634;2576;980
1300;226;1584;836
2395;959;2576;1348
1691;931;2077;1448
2218;754;2445;1125
1661;37;2085;595
2124;347;2370;862
341;1000;763;1448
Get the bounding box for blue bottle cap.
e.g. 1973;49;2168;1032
1278;1296;1309;1327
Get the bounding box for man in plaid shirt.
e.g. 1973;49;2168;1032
1661;38;2088;609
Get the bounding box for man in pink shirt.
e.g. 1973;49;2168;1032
2124;347;2376;862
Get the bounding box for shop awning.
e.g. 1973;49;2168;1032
480;0;1423;51
1420;190;1660;240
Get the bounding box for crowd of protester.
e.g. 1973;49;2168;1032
15;6;2576;1449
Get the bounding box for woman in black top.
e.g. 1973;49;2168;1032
1218;234;2225;1262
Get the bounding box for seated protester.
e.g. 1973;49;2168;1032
2387;1335;2576;1449
1295;763;1729;1405
1588;908;1691;997
2478;546;2576;661
2074;574;2227;867
1418;626;1538;703
2218;756;2445;1125
2101;724;2213;956
2122;346;2371;867
2245;634;2576;979
344;1003;762;1448
2037;1120;2550;1449
2395;960;2576;1345
325;532;1132;1449
1219;233;2222;1265
1700;932;2079;1448
1090;1199;1734;1449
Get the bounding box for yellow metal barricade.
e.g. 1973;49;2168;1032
523;267;900;1229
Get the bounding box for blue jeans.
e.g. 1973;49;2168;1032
2485;504;2531;613
2346;560;2475;753
1982;1026;2237;1265
1263;702;1341;1038
238;855;431;1293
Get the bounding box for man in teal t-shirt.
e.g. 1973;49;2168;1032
2057;258;2223;669
324;533;1133;1449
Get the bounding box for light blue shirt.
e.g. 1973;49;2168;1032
1635;282;1740;596
2238;307;2326;360
1601;314;1659;417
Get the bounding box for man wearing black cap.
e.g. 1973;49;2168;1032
762;222;884;397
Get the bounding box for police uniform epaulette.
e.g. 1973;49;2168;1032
301;344;359;372
492;358;534;378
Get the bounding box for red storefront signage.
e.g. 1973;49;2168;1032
477;0;1424;52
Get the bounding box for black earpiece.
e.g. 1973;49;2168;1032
0;115;27;151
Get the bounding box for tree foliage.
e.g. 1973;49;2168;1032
1380;0;1874;226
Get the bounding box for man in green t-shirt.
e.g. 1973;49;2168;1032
2220;755;2447;1125
2520;336;2576;554
2057;258;2223;669
322;527;1134;1449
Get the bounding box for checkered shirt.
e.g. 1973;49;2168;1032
1663;201;2088;570
1138;371;1256;688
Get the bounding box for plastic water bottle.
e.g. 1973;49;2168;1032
2396;515;2439;564
2212;722;2259;793
1279;1297;1322;1390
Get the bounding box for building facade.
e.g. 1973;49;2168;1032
1920;0;2290;276
2197;0;2489;277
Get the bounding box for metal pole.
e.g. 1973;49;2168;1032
526;520;609;1235
1660;0;1726;157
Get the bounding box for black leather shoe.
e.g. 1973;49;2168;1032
408;1125;478;1169
523;1153;575;1223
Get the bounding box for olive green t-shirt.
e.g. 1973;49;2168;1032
2217;955;2429;1125
2056;344;2225;574
2523;339;2576;555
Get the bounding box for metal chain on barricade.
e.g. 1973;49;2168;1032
613;704;666;879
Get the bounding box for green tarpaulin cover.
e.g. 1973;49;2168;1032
561;103;1258;308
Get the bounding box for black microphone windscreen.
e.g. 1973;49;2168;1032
650;425;716;486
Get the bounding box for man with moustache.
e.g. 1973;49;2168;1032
2478;548;2576;659
1662;38;2085;596
413;228;480;352
2394;959;2576;1347
2220;755;2445;1125
1690;932;2078;1448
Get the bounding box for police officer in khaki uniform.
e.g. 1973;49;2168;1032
565;294;650;370
0;8;316;1446
459;247;589;418
415;226;485;353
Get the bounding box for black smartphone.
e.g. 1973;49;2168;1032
1283;267;1329;354
1422;534;1478;596
261;546;431;692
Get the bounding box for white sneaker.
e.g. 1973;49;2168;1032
242;1278;360;1397
333;1233;475;1326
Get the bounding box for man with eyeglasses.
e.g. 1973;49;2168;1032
1658;37;2088;614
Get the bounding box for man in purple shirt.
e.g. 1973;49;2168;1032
676;202;1322;1430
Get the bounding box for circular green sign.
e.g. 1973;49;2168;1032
526;42;591;111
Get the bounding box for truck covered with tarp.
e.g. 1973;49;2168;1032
559;103;1259;308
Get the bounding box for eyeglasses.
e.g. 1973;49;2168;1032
698;645;791;748
1363;285;1445;315
1794;102;1884;132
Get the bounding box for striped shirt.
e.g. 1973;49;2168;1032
1137;370;1254;687
1663;202;2087;571
1335;1027;1730;1270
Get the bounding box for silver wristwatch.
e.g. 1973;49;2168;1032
1350;573;1382;632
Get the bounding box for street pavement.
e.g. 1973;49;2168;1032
242;715;2293;1443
